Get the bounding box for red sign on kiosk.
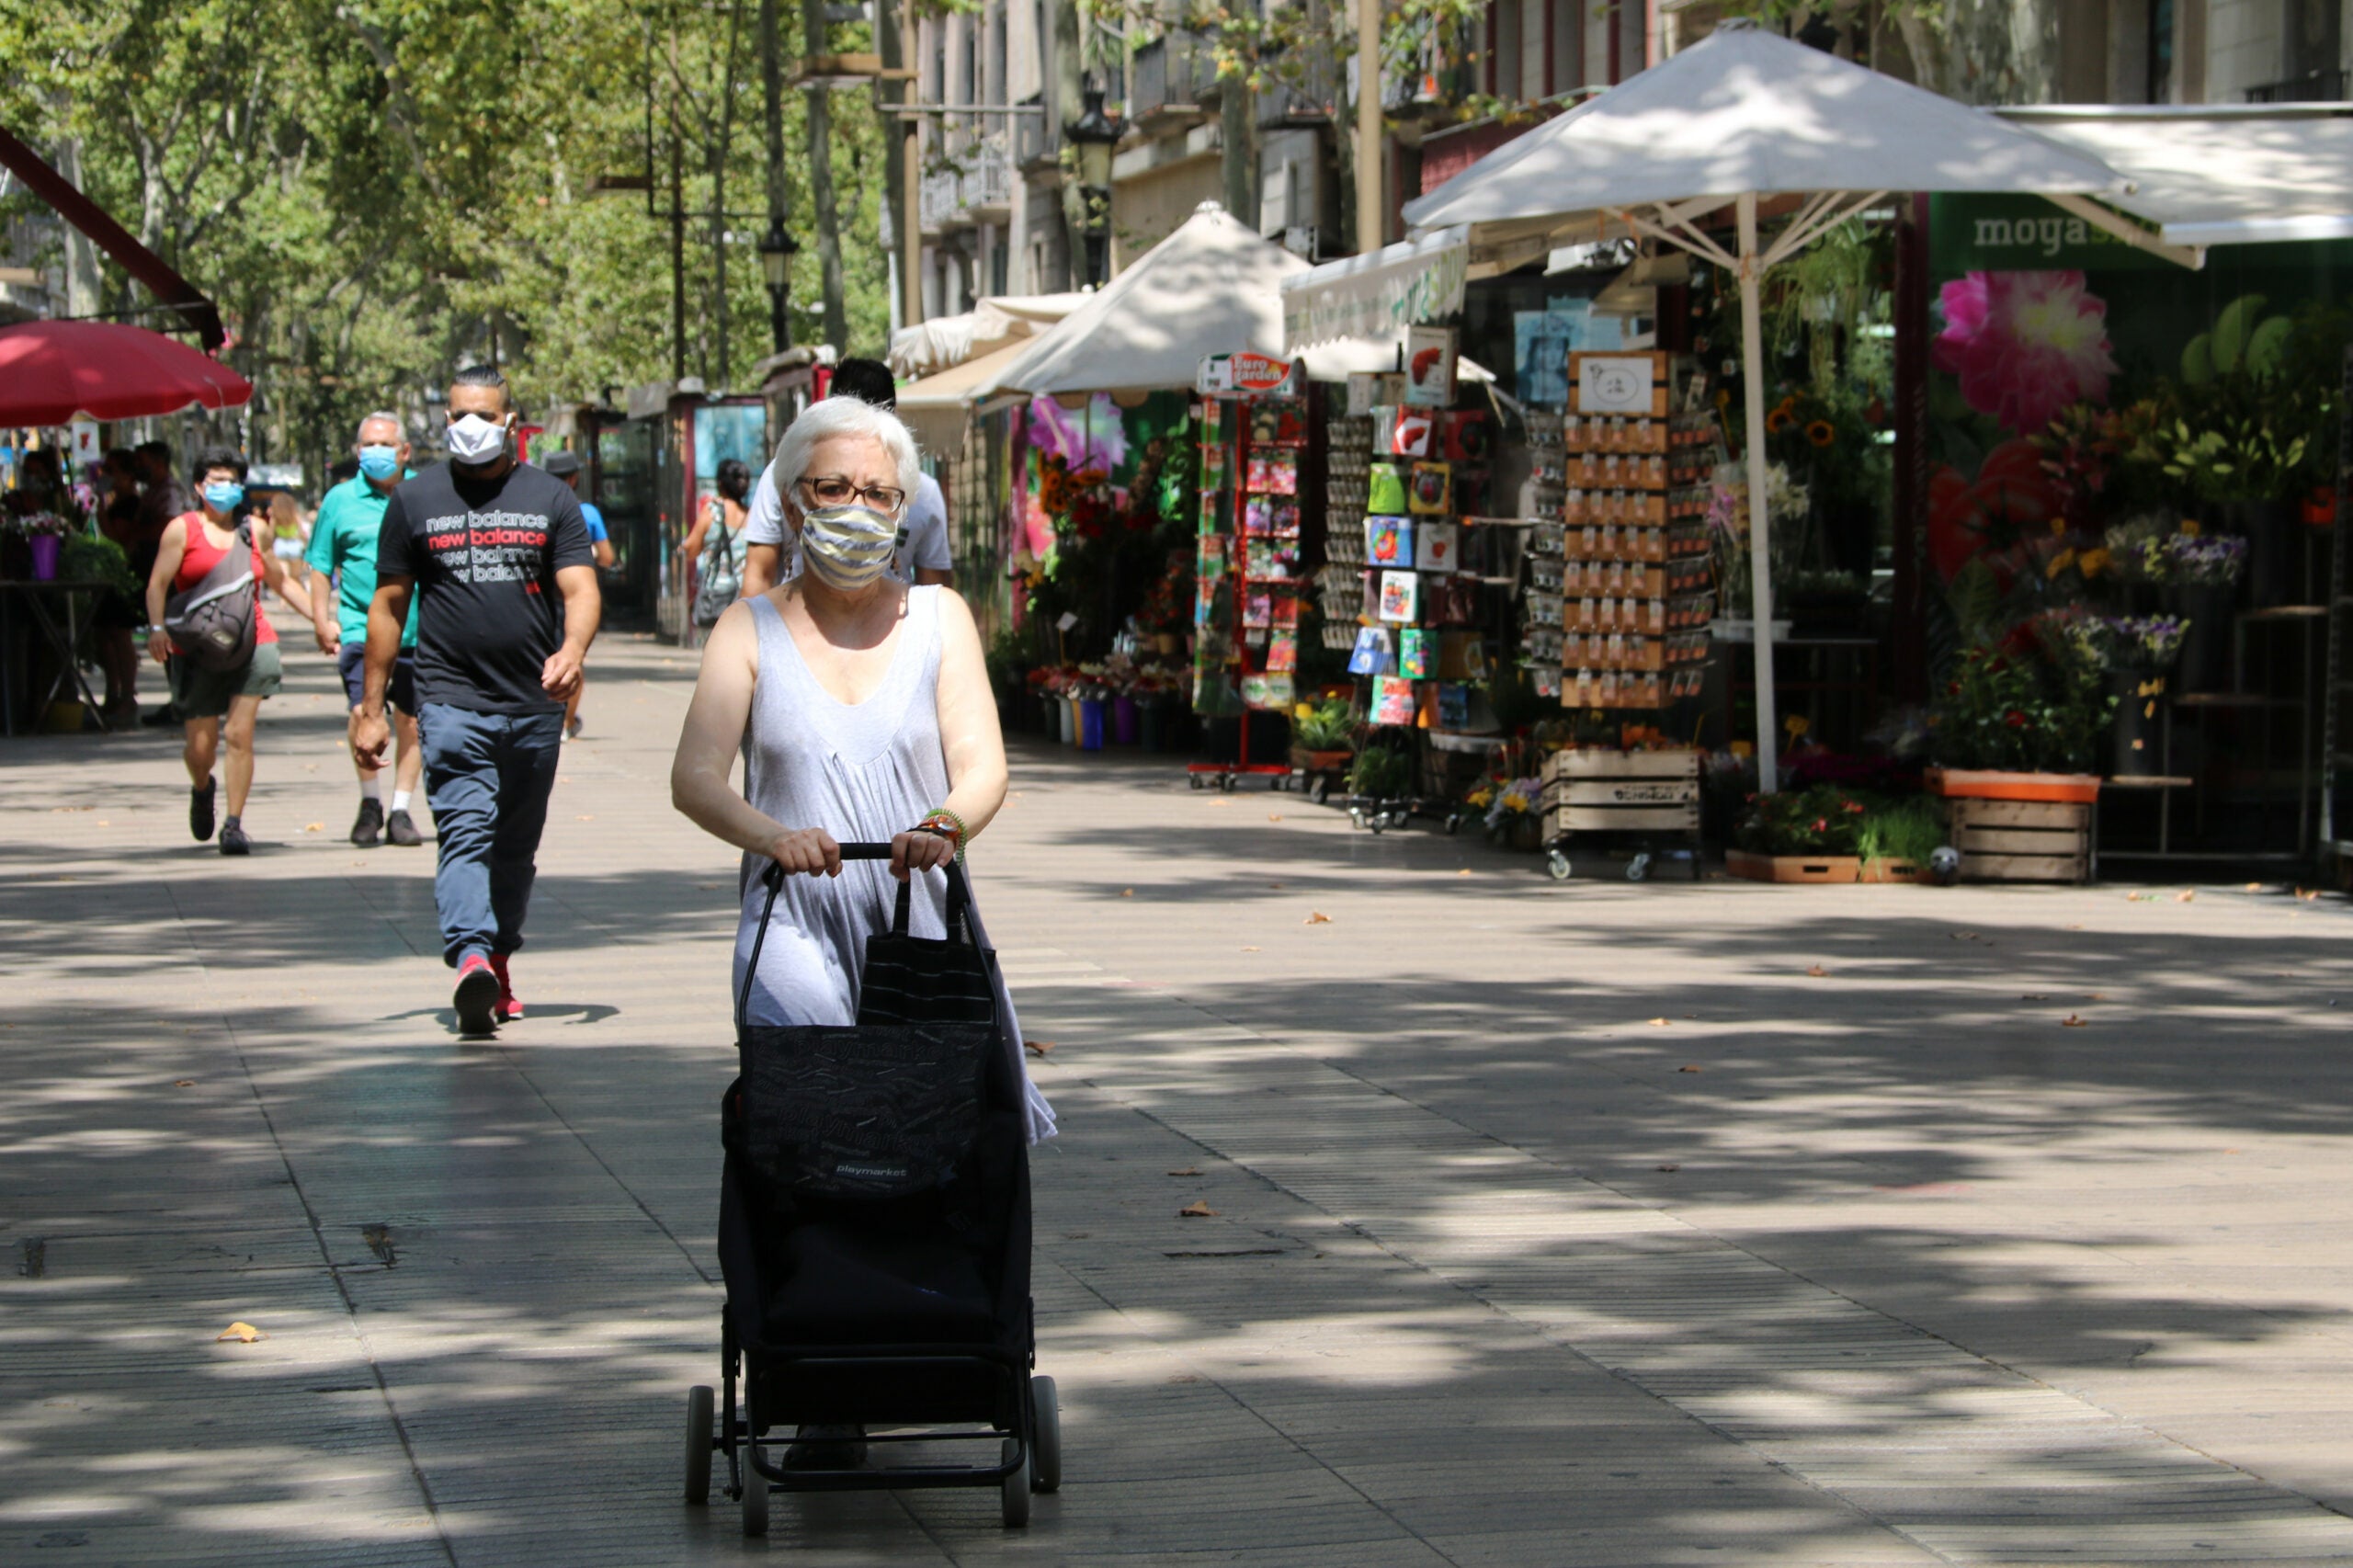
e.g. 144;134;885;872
1198;351;1301;397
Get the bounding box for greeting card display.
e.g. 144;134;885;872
1245;450;1299;494
1370;675;1418;727
1245;540;1299;582
1367;462;1408;514
1415;522;1460;574
1271;593;1300;629
1266;630;1298;672
1243;496;1274;535
1366;516;1413;568
1438;409;1492;462
1199;440;1227;483
1347;625;1394;676
1399;627;1429;679
1267;499;1302;537
1436;683;1471;729
1196;535;1227;576
1403;324;1460;409
1244;590;1273;629
1378;570;1420;624
1198;490;1222;531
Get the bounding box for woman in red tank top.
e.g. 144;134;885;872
143;446;306;855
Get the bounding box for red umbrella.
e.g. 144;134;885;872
0;319;252;426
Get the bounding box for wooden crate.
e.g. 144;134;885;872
1725;849;1859;883
1540;749;1701;837
1947;797;2090;883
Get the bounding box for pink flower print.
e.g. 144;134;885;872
1934;270;2119;436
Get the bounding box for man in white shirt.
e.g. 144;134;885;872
739;357;954;596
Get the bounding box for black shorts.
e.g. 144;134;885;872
338;642;417;713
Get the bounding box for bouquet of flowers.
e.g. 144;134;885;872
1483;776;1541;836
6;510;70;539
2098;614;2189;669
2158;529;2247;586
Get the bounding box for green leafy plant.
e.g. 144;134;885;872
59;533;137;596
1855;797;1944;866
1348;744;1411;800
1733;783;1872;857
1292;699;1357;753
1931;615;2116;775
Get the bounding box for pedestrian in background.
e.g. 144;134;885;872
737;357;953;597
131;440;191;727
357;366;600;1037
267;492;311;583
541;449;613;739
92;448;146;727
308;413;425;847
144;446;307;855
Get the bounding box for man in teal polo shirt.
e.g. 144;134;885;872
308;411;425;847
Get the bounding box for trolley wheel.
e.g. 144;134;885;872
1367;812;1385;835
1030;1374;1062;1493
1219;771;1235;792
1348;807;1365;829
1308;777;1329;805
1627;853;1652;883
1000;1437;1033;1527
740;1443;768;1537
1444;812;1462;835
1188;774;1203;790
683;1386;714;1505
1547;849;1574;881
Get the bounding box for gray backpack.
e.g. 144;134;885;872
163;520;259;671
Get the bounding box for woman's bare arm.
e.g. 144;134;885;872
670;597;843;878
932;588;1009;840
144;517;188;650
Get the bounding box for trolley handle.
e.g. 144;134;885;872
738;841;965;1036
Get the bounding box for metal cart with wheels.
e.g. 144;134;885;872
1540;748;1704;881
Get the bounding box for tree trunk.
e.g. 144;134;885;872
876;0;907;323
1051;0;1086;287
711;0;744;387
1220;65;1256;228
51;135;105;321
802;0;850;350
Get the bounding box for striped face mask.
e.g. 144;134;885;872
798;503;902;591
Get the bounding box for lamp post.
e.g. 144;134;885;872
758;219;800;354
1063;83;1122;288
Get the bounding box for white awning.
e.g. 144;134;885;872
1996;108;2353;248
895;337;1033;454
1279;227;1472;350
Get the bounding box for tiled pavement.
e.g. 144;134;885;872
7;632;2353;1564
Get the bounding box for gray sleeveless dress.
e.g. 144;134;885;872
732;587;1054;1142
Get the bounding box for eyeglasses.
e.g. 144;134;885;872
798;475;906;514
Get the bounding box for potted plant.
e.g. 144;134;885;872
1290;698;1357;777
8;512;69;581
2154;528;2245;693
2097;614;2188;778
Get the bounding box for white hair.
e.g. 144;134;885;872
769;395;922;517
357;410;404;440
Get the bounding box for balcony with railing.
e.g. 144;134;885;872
1130;30;1217;125
919;131;1016;233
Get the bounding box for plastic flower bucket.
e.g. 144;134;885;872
28;535;60;581
1112;694;1139;744
1079;698;1106;751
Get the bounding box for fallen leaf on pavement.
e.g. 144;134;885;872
1023;1040;1054;1056
1267;881;1286;890
2086;992;2109;1001
1240;945;1260;952
1647;1017;1672;1027
174;1079;195;1088
1304;912;1332;925
574;814;595;822
1178;1201;1217;1218
1166;1167;1202;1176
2020;994;2050;1001
2175;890;2196;903
2296;887;2321;901
2061;1015;2088;1028
96;821;109;827
1656;1164;1680;1173
1267;813;1282;822
1457;869;1472;876
302;823;323;833
2245;882;2264;892
1805;965;1828;978
216;1322;265;1343
1677;1064;1702;1074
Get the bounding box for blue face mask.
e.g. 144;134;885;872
357;445;401;482
202;482;245;515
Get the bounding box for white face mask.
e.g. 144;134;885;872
446;412;508;465
798;503;902;591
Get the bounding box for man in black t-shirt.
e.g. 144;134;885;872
357;365;601;1036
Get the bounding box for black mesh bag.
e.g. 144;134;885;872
735;851;1000;1202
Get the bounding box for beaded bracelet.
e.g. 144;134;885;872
917;806;968;863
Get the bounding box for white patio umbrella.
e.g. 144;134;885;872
1398;18;2142;788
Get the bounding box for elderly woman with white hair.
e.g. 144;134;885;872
670;394;1052;1142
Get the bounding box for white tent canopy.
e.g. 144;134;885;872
980;202;1310;397
1999;108;2353;249
1366;19;2134;788
887;292;1091;378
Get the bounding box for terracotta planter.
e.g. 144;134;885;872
1924;767;2100;804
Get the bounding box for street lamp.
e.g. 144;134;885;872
1063;82;1122;288
757;218;801;354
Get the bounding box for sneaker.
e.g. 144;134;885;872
488;954;524;1022
783;1425;868;1470
564;715;584;740
453;954;500;1037
350;797;384;847
219;817;250;857
189;779;217;842
385;808;424;846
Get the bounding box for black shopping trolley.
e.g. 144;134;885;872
682;844;1059;1537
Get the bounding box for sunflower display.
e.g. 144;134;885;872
1805;420;1836;448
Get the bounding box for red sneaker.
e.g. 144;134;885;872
489;954;524;1022
453;953;500;1037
